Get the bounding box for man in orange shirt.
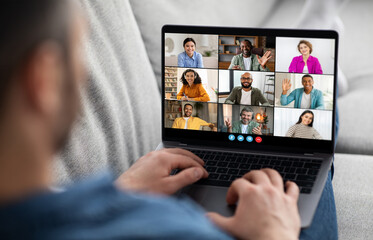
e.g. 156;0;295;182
172;104;216;131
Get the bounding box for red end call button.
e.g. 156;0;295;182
255;137;262;143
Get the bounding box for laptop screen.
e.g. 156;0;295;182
162;25;338;154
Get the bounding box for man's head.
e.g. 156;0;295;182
240;72;253;89
184;104;193;117
0;0;86;152
301;74;314;93
240;107;254;125
240;40;253;57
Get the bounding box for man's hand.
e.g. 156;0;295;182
282;78;291;95
232;65;241;70
116;148;208;195
207;169;300;240
225;118;232;132
252;124;262;135
256;50;272;68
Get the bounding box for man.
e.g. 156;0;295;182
225;107;262;135
172;104;216;131
0;1;301;239
225;72;269;106
281;74;324;109
228;39;272;71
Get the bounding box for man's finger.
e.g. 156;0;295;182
261;168;284;191
165;167;208;194
286;181;300;201
206;212;233;234
162;148;204;165
167;153;208;174
226;178;251;205
242;170;271;186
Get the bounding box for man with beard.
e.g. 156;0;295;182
228;39;271;71
172;104;216;131
281;74;325;109
224;72;269;106
225;107;262;135
0;1;302;239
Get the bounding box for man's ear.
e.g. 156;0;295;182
21;42;63;116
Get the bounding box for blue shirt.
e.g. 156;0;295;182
178;51;204;68
0;174;231;240
281;87;324;109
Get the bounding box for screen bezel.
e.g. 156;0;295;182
162;25;338;154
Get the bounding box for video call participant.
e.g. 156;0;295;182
286;110;323;139
281;74;324;109
225;107;262;135
178;38;204;68
289;40;323;74
228;39;271;71
172;104;216;131
176;69;210;102
225;72;269;106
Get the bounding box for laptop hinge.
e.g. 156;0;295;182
304;153;314;156
178;143;188;146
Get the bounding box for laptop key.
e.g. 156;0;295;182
296;175;316;182
219;174;230;181
308;169;319;175
217;168;228;174
284;173;296;180
208;173;219;180
296;168;307;174
206;166;217;173
227;169;239;175
239;169;249;176
230;175;240;181
281;161;292;167
217;162;228;167
206;160;218;166
295;180;314;188
228;162;239;168
292;161;304;167
304;163;321;169
251;164;261;170
239;163;250;169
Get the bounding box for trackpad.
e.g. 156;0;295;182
180;185;236;217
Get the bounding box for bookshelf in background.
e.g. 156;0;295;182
165;67;178;99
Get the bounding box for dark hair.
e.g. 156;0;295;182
0;0;71;117
297;40;313;54
183;38;196;47
241;39;253;49
184;103;193;110
180;69;202;85
302;74;313;81
240;107;254;116
296;110;314;127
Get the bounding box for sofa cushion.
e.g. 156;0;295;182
335;74;373;154
53;0;161;185
333;153;373;239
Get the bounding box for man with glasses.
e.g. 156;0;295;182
224;72;269;106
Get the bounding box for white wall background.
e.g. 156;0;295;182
165;33;218;57
275;37;335;75
274;73;334;110
274;108;333;140
176;68;218;102
233;70;272;93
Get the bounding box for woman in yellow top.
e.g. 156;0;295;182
176;69;210;102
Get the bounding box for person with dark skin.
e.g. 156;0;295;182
0;1;301;239
228;40;272;71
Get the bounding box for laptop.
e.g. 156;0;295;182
158;25;338;228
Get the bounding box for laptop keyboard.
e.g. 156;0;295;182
185;149;322;194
